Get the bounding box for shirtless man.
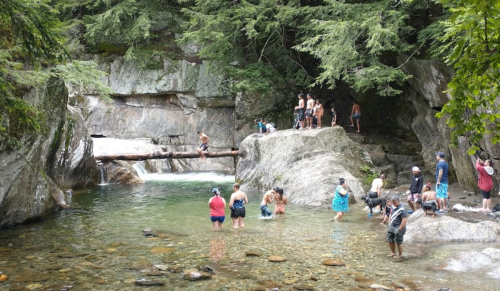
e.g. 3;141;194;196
294;94;305;129
274;187;287;215
368;174;385;198
350;101;361;133
197;131;209;161
260;188;277;217
421;183;438;217
305;93;315;129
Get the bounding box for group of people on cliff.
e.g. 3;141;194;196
294;93;361;132
208;183;287;231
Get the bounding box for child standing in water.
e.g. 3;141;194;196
380;200;392;225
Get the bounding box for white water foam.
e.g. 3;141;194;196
132;163;234;183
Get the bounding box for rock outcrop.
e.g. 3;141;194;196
236;127;372;206
444;248;500;278
0;78;99;228
404;209;500;243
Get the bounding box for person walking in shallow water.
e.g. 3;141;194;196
229;183;248;229
208;187;226;231
332;178;349;222
387;196;408;259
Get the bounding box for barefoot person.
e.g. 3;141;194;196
380;200;393;225
274;187;287;215
197;131;209;161
332;178;349;221
387;196;408;259
349;101;361;132
294;93;305;129
260;188;277;217
476;158;494;212
435;152;449;211
421;183;438;217
305;93;315;129
368;174;385;199
331;107;337;127
314;99;324;128
209;188;226;231
229;183;248;229
407;166;423;211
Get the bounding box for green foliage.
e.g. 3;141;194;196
436;0;500;154
0;0;112;150
360;165;379;185
295;0;414;96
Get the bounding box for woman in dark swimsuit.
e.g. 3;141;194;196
228;183;248;229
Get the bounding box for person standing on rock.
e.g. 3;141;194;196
349;101;361;133
332;178;349;222
260;188;277;217
209;187;226;231
387;196;408;259
229;183;248;229
314;99;324;129
305;93;315;129
368;174;385;199
331;107;337;127
476;158;494;212
294;93;305;129
197;131;209;161
407;167;423;212
435;152;449;212
274;187;287;215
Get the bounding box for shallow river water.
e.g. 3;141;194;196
0;173;499;291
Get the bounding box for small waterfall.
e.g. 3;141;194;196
98;163;108;186
133;162;148;180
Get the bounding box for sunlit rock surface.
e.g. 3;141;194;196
405;209;500;243
236;127;371;206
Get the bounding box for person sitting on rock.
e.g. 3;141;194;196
260;188;277;217
421;183;438;216
197;131;209;161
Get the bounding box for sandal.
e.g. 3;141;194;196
388;253;396;257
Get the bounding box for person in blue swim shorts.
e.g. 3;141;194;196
435;151;449;211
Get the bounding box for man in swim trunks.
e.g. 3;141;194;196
274;187;287;215
368;174;385;199
387;196;408;259
421;183;438;217
197;131;209;161
407;166;423;211
294;93;305;129
260;188;277;217
229;183;248;229
305;93;315;129
350;101;361;133
435;151;449;211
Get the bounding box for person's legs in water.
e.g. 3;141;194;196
238;217;245;228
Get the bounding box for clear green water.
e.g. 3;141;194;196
0;173;499;291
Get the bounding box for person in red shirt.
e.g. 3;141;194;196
209;188;226;231
476;158;494;212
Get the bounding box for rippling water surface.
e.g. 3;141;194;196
0;172;498;291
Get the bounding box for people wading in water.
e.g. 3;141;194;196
208;187;226;231
332;178;349;222
274;187;287;215
229;183;248;229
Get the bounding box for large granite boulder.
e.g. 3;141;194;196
405;209;500;243
236;127;372;206
0;79;99;228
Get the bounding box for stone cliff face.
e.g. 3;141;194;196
73;56;271;174
0;79;99;228
236;127;371;207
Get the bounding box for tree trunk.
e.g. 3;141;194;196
94;150;238;161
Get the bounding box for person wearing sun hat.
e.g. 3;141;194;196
476;157;494;212
407;166;423;212
435;151;449;211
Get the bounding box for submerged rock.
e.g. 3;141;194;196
236;127;370;206
268;255;287;262
183;269;212;281
322;259;345;266
134;278;166;286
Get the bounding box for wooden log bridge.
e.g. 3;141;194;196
94;150;239;161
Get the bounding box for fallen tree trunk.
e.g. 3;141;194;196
94;150;238;161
